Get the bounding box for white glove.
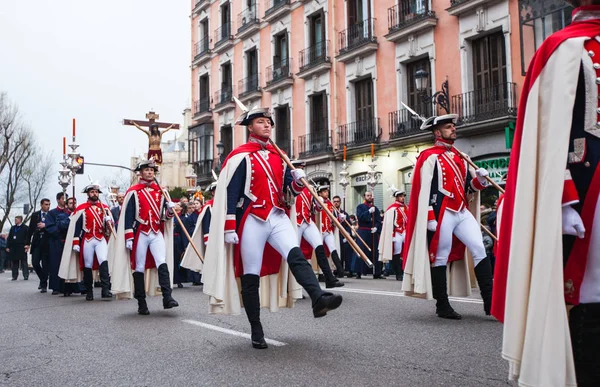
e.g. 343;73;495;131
224;232;239;244
427;220;438;232
339;213;347;222
290;169;306;184
368;207;376;214
475;168;489;185
126;240;133;250
166;201;177;209
371;227;377;234
73;245;80;253
104;214;113;223
342;238;347;243
562;205;585;239
318;197;324;203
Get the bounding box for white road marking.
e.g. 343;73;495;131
182;319;288;347
324;286;484;304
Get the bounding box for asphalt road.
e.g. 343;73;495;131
0;272;511;386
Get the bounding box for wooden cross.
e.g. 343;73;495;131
122;111;180;130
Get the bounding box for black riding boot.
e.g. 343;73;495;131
286;247;343;318
157;263;179;309
83;268;94;301
240;274;268;349
99;261;112;299
392;254;404;281
331;250;345;279
431;266;461;320
315;246;344;289
133;272;149;315
474;257;493;315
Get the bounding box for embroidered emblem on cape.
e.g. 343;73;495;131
564;279;575;297
568;138;586;163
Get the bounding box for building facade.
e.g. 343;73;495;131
188;0;572;212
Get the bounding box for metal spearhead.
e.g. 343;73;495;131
400;102;426;122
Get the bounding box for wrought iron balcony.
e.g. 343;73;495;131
299;40;330;72
237;4;259;37
193;98;211;116
264;0;291;22
214;87;233;108
194;158;217;180
192;37;210;65
336;118;381;148
337;18;377;61
265;57;293;88
299;128;332;158
238;73;261;100
389;102;432;139
387;1;436;38
214;23;233;50
451;82;517;125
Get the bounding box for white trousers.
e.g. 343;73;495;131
241;209;298;275
322;232;337;254
297;221;323;249
434;209;486;267
135;231;166;273
83;238;108;268
393;232;405;255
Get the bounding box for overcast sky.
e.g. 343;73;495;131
0;0;191;204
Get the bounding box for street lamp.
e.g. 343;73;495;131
414;69;450;115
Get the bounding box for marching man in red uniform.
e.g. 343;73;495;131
402;113;494;320
202;103;342;350
111;159;179;315
294;169;344;288
492;2;600;385
316;185;345;279
379;188;408;281
59;183;113;300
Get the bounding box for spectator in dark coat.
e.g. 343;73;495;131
6;216;29;280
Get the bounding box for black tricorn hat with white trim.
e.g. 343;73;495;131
134;158;159;172
419;114;459;131
82;182;102;194
233;97;275;126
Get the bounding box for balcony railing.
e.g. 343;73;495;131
451;82;517;125
237;5;259;33
214;23;232;46
193;37;210;59
299;40;330;71
195;158;216;179
336;118;381;148
265;0;290;17
214;86;233;107
388;1;435;32
299;128;332;158
266;57;292;85
389;102;432;139
238;73;260;96
338;18;377;55
193;97;211;116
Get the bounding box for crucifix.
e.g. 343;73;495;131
123;111;180;165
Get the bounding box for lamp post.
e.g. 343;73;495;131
414;69;450;115
339;146;350;211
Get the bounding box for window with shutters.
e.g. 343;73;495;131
354;77;375;142
471;32;507;116
221;124;233;159
406;58;432;119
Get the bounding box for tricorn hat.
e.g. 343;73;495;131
233;96;275;126
291;159;306;167
420;114;459;131
134;158;159;172
206;182;217;192
317;184;330;193
82;182;102;194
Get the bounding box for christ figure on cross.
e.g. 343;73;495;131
123;111;180;165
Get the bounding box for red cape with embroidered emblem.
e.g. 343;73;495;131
491;17;600;323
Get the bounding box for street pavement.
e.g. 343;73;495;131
0;271;511;386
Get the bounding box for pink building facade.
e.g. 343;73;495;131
188;0;572;211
